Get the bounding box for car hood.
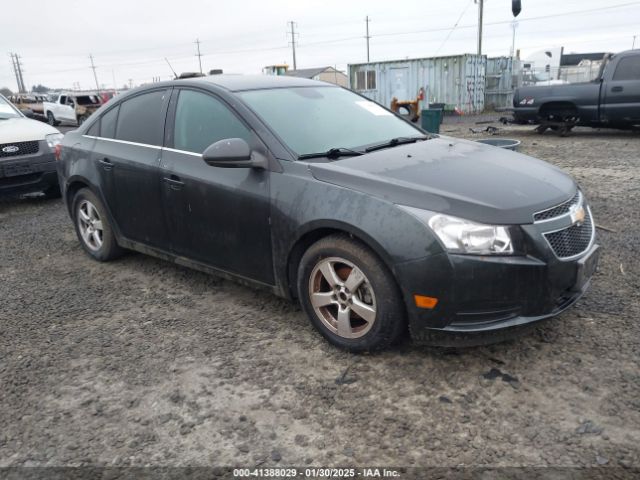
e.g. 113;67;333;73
0;117;59;143
307;137;576;225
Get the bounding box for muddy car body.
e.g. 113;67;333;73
57;75;599;350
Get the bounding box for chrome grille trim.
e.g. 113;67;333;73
534;190;581;223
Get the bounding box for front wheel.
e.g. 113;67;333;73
72;188;123;261
297;235;406;352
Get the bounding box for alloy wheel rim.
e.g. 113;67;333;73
309;256;377;339
77;200;104;251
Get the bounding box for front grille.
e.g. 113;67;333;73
534;191;580;221
544;208;593;259
0;140;40;158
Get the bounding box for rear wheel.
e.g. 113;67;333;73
77;115;89;126
46;111;57;126
72;188;123;261
297;235;406;352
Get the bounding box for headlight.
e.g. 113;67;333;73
45;133;64;150
400;206;514;255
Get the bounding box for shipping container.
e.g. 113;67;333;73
348;54;487;115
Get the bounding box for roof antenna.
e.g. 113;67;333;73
165;57;178;79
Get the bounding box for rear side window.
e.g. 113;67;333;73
613;56;640;81
173;90;251;154
86;120;99;136
115;90;168;146
100;106;119;139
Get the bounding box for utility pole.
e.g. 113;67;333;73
365;16;371;63
10;53;27;93
476;0;484;56
288;21;297;70
89;54;101;94
633;35;637;49
195;38;203;74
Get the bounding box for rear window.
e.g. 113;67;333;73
115;90;168;146
613;56;640;81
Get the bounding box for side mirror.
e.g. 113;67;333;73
512;0;521;17
202;138;267;169
20;108;35;118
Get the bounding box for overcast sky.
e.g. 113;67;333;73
1;0;639;91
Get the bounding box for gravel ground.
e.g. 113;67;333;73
1;119;639;471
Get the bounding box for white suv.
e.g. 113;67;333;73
0;93;63;198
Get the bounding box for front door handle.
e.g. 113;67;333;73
163;175;185;190
99;158;113;171
611;86;624;92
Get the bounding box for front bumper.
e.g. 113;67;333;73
395;242;599;346
0;147;58;196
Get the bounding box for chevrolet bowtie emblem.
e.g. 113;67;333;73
571;206;586;226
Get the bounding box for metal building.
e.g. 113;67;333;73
348;54;487;115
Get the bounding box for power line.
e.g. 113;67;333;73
436;0;474;55
375;1;640;39
287;21;298;70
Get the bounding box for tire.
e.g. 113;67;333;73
77;115;88;126
46;111;59;126
72;188;123;261
297;234;406;352
42;183;62;199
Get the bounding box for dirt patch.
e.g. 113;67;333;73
1;119;639;468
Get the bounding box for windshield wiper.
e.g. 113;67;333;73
298;147;364;160
364;135;430;153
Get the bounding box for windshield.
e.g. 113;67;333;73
0;95;22;119
239;86;424;156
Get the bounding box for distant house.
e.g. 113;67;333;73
285;66;348;87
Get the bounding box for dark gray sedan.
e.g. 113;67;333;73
57;75;599;351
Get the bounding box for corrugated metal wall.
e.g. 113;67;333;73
348;54;487;114
485;57;520;110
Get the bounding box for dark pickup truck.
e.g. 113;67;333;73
513;49;640;134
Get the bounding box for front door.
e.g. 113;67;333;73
602;54;640;126
160;88;274;284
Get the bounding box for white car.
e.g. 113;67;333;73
0;93;64;198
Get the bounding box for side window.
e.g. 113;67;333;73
59;95;67;104
115;90;168;146
86;120;100;136
613;56;640;81
100;106;119;139
173;90;251;154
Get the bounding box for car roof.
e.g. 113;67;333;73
173;74;335;92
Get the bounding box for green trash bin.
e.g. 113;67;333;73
421;108;442;134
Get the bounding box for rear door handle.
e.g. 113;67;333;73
611;86;624;92
99;158;113;170
163;175;185;190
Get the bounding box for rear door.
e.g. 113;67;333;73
602;54;640;126
90;88;171;250
159;88;274;284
